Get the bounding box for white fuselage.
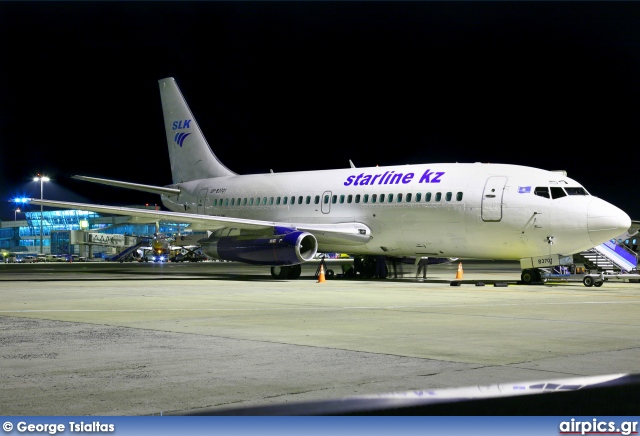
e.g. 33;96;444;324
161;162;628;261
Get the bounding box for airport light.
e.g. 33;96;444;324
33;175;50;254
14;208;21;221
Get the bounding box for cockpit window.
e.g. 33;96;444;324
550;187;567;199
565;187;589;195
534;187;550;198
536;186;588;199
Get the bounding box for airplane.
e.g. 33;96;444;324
113;230;202;263
136;233;171;262
139;221;176;262
24;77;632;282
139;235;204;263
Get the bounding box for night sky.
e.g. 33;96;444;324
1;2;639;221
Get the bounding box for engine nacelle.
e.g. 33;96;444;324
201;230;318;265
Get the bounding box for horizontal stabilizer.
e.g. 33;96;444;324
24;198;268;231
73;175;180;196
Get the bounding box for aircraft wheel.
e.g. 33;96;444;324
594;281;604;287
270;266;289;279
287;264;302;279
583;276;595;287
325;269;335;279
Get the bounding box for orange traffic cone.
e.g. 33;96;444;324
317;263;326;283
455;262;463;279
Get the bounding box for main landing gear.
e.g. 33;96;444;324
270;264;302;279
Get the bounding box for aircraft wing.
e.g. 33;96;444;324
25;199;371;245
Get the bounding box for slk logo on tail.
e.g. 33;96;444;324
174;132;191;147
172;119;192;130
171;119;192;147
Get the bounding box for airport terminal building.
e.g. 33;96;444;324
0;207;186;260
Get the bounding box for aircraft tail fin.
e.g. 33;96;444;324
158;77;236;184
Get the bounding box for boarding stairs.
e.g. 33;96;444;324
106;238;149;262
576;239;638;274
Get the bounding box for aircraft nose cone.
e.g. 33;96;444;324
587;198;631;246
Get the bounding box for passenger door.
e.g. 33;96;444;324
197;188;208;215
481;176;507;222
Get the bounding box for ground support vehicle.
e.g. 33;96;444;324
538;269;640;287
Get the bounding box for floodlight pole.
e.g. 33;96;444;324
14;208;20;221
40;179;44;254
34;175;49;254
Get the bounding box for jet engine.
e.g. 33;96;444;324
201;228;318;265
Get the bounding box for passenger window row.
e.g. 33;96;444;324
209;192;464;207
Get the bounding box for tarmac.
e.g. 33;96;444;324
1;259;639;415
